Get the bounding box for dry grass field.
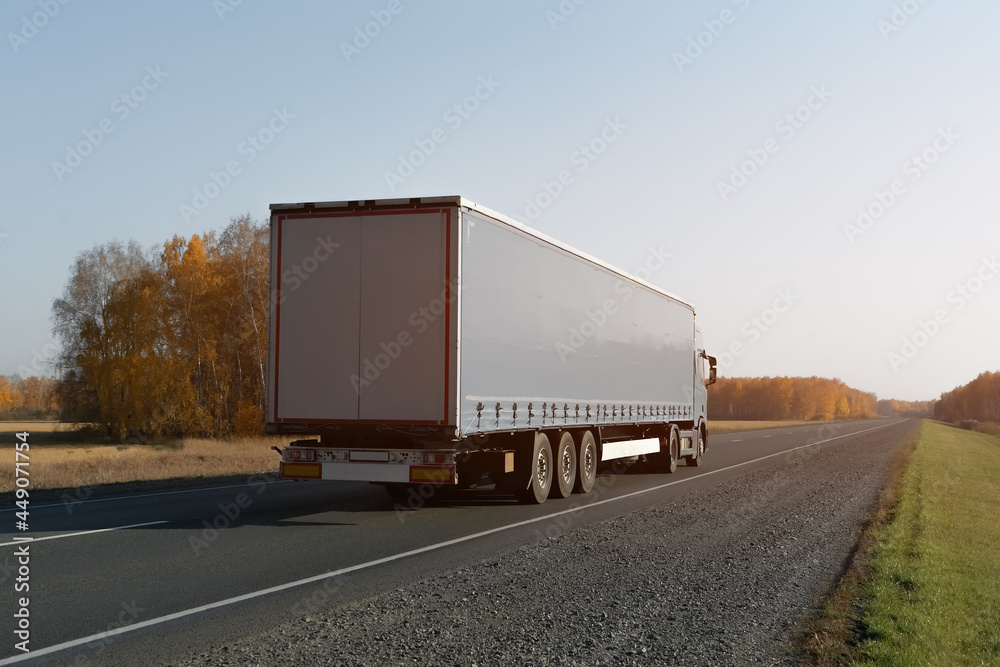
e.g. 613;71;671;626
0;421;87;433
1;421;291;493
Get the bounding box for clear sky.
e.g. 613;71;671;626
2;0;997;402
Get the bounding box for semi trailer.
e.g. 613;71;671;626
268;196;716;504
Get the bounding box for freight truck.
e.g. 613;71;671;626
268;196;716;504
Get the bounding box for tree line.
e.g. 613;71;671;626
708;376;879;421
52;215;268;438
934;371;1000;423
0;375;59;419
876;399;935;418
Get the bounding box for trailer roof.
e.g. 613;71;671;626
270;196;696;312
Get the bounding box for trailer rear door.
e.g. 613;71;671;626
269;208;452;425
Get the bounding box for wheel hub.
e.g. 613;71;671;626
536;451;549;487
561;449;573;482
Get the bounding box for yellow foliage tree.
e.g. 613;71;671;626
52;216;269;439
709;376;878;421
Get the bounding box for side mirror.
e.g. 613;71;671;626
706;355;717;386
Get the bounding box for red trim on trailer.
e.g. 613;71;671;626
443;207;451;426
274;418;443;426
273;217;283;422
272;206;452;427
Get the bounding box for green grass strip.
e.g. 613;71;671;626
857;420;1000;665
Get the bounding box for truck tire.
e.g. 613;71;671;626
515;432;554;504
552;431;577;499
685;426;705;467
574;430;597;494
649;426;679;474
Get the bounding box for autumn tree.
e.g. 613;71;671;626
935;371;1000;423
0;375;60;419
708;376;878;421
51;216;270;439
876;399;935;417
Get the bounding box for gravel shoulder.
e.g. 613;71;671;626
172;420;916;667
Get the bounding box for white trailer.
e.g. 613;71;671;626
268;196;716;504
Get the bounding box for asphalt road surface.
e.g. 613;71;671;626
0;418;913;666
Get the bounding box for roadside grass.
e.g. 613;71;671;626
804;420;1000;665
0;427;291;493
857;420;1000;665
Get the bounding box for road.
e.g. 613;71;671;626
0;418;911;665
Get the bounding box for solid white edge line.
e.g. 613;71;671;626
0;480;293;514
0;521;170;548
0;420;901;665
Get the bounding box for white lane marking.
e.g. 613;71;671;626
0;421;901;665
0;521;169;548
764;435;771;438
732;439;743;442
0;480;293;513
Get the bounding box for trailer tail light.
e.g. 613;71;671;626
423;452;448;465
410;466;454;484
286;449;315;462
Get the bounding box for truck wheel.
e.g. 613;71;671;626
552;432;577;499
685;427;705;467
649;426;679;474
574;431;597;494
515;433;554;504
